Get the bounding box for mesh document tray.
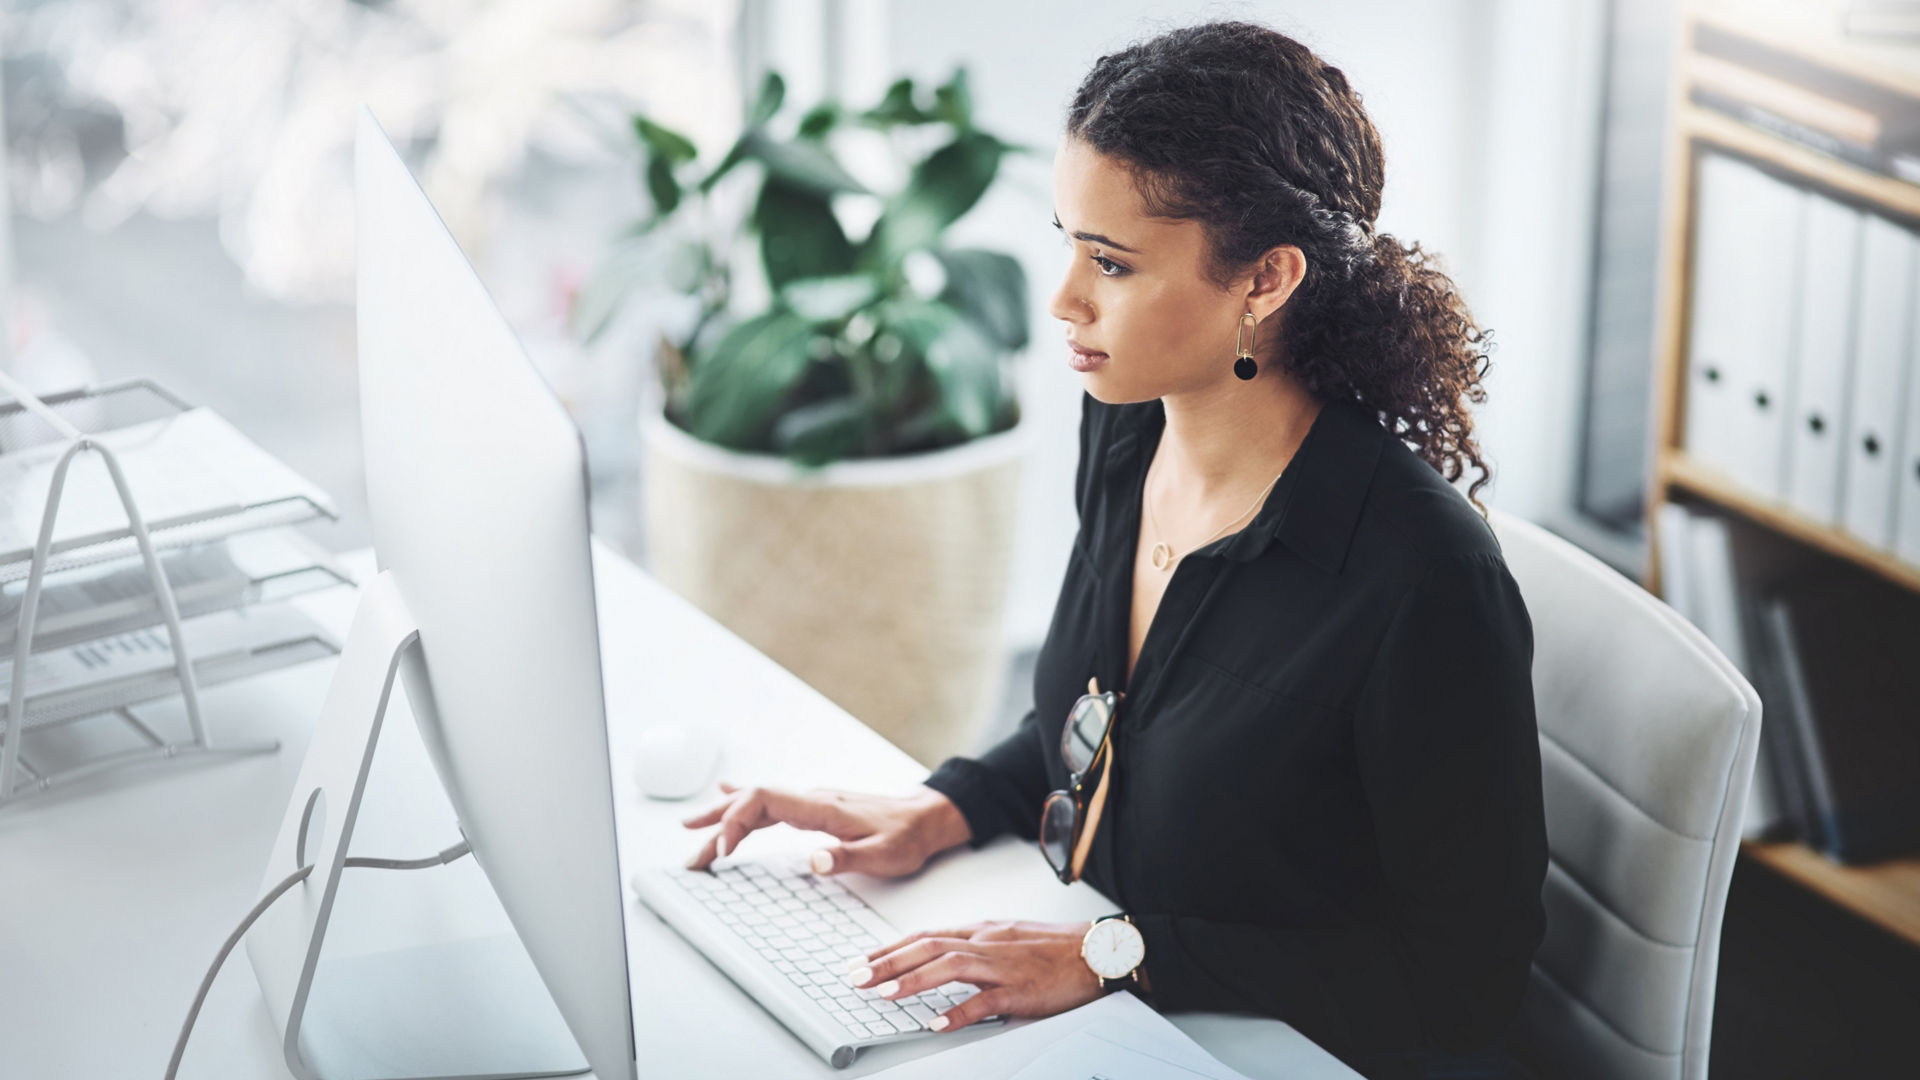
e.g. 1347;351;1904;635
0;379;337;583
0;378;347;805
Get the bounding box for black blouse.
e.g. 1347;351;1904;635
922;391;1547;1079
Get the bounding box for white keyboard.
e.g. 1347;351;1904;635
631;857;1000;1068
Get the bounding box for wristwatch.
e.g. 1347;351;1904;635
1080;914;1147;992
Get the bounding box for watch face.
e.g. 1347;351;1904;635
1083;919;1145;980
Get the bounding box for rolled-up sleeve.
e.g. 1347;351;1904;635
1131;550;1547;1061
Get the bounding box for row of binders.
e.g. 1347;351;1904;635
1661;502;1920;864
1684;151;1920;564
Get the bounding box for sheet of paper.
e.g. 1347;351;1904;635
864;992;1251;1080
1010;1017;1251;1080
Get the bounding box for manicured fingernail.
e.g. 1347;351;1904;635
715;834;729;858
848;967;872;986
875;980;899;997
845;956;869;971
928;1015;949;1031
685;853;701;869
810;849;834;874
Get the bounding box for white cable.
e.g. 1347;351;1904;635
164;839;472;1080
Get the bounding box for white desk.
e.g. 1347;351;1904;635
0;542;1357;1079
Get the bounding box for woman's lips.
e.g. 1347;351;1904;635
1067;342;1108;372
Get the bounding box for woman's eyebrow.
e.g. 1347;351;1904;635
1051;212;1142;254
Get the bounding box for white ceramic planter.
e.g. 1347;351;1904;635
639;407;1029;768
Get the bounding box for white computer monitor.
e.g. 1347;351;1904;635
244;107;636;1080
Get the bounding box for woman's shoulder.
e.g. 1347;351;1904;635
1349;418;1509;582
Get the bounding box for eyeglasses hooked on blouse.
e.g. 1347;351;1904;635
1039;676;1124;884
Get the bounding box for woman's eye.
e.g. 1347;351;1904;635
1092;255;1127;277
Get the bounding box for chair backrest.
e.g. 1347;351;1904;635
1488;510;1760;1080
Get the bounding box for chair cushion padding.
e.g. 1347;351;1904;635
1490;511;1759;1080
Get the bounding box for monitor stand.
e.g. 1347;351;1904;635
245;571;588;1080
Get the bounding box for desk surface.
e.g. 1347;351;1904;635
0;542;1356;1080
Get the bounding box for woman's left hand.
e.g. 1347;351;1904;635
848;919;1106;1032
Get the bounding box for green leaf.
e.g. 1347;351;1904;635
748;71;786;127
860;78;937;126
772;395;874;464
878;299;1001;437
861;132;1005;266
645;154;681;216
934;248;1028;350
780;274;881;323
691;72;791;196
798;102;841;139
891;400;965;448
932;68;973;128
685;312;816;447
753;180;855;289
743;129;869;196
633;116;698;163
698;133;749;194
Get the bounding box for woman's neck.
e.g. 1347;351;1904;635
1155;373;1323;505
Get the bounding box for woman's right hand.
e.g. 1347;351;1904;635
681;781;973;878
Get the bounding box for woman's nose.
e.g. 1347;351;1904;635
1047;267;1090;325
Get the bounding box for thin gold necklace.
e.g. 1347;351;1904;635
1144;457;1285;571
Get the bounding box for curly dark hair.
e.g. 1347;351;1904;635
1065;20;1496;516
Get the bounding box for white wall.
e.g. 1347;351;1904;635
861;0;1608;647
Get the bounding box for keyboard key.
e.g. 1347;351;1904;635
850;1007;882;1024
885;1014;921;1035
902;1003;936;1023
863;1021;895;1039
804;985;828;998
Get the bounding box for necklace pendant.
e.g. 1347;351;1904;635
1150;542;1175;571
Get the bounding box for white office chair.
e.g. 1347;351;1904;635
1487;510;1761;1080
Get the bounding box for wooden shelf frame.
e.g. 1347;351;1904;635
1690;3;1920;104
1661;451;1920;596
1679;106;1920;223
1744;841;1920;950
1644;4;1920;951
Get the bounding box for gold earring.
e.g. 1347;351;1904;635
1234;313;1257;380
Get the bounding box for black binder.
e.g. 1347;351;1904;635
1761;565;1920;863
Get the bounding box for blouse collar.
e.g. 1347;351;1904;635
1104;394;1387;576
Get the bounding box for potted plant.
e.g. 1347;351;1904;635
580;69;1033;767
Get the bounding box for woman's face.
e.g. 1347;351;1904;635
1047;138;1295;405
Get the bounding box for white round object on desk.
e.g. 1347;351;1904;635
633;723;723;800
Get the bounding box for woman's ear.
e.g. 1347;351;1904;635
1245;245;1307;322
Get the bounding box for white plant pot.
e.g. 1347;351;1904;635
639;407;1029;768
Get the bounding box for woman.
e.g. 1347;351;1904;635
681;20;1546;1080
